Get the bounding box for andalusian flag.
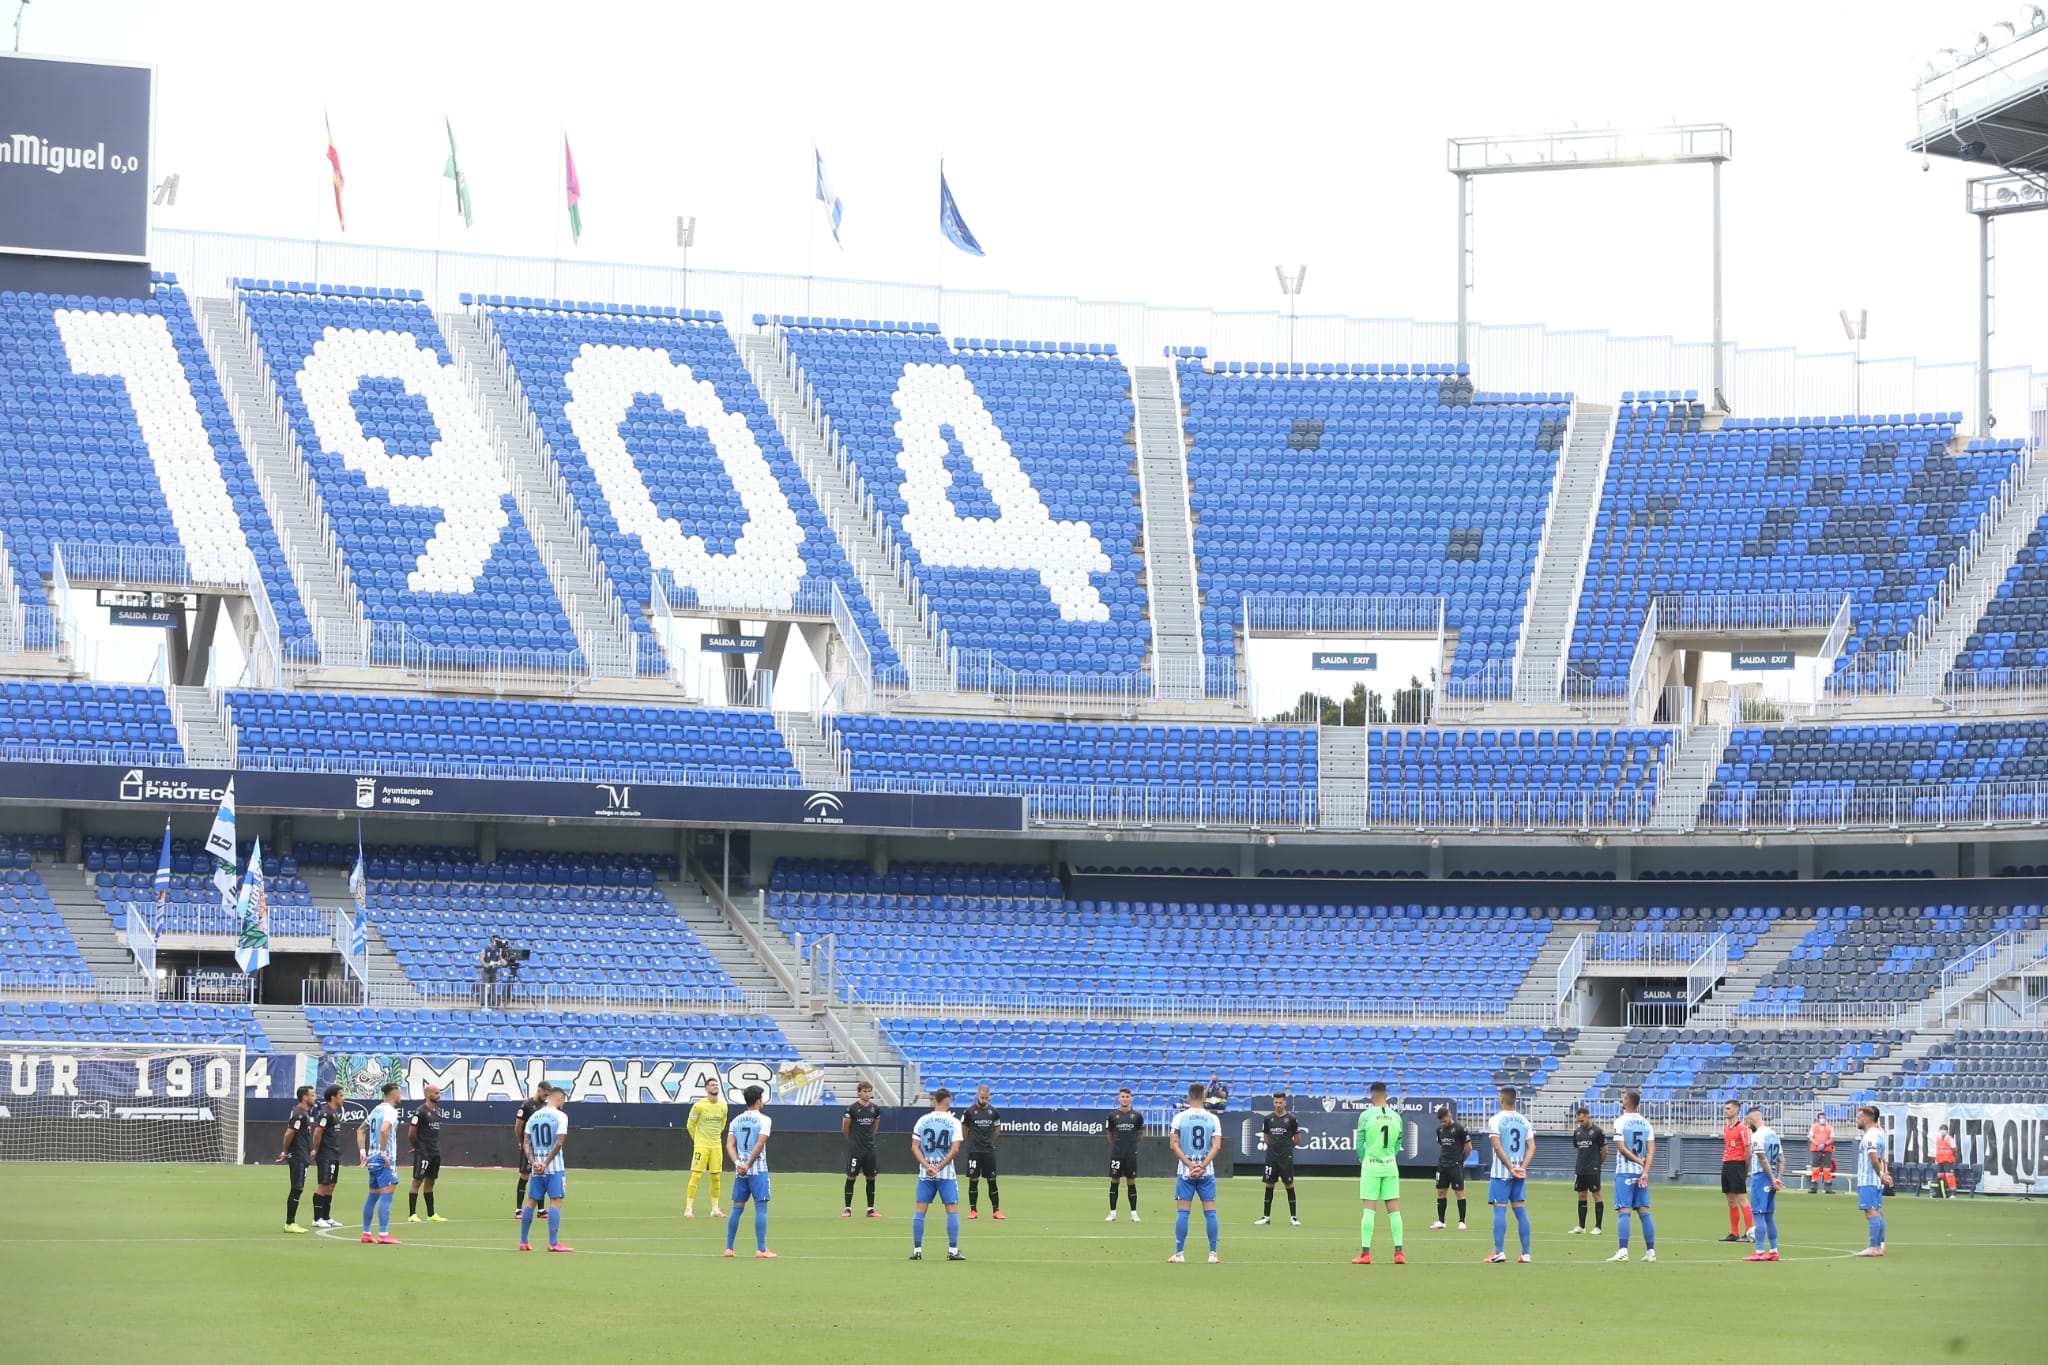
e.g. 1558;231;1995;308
324;110;346;231
443;115;473;227
234;837;271;976
564;136;582;245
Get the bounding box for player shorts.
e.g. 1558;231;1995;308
1613;1172;1652;1209
1175;1173;1218;1204
366;1156;398;1190
1810;1150;1835;1173
316;1152;341;1186
286;1156;308;1191
1359;1170;1400;1202
527;1171;566;1202
1488;1176;1526;1205
1857;1183;1884;1212
1435;1163;1466;1191
731;1172;771;1204
1263;1159;1296;1185
915;1176;960;1207
411;1155;441;1183
1109;1151;1139;1180
1574;1168;1603;1194
846;1148;878;1179
1748;1173;1777;1217
965;1152;998;1180
1722;1160;1749;1195
690;1144;723;1174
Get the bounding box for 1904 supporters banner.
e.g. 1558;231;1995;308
1900;1103;2048;1195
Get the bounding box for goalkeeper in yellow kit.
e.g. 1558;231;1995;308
685;1076;730;1218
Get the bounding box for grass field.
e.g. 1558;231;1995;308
6;1164;2044;1362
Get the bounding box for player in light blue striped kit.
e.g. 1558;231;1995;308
519;1085;573;1252
910;1089;966;1262
1607;1090;1658;1264
723;1085;775;1259
1743;1106;1785;1262
358;1082;403;1244
1851;1104;1892;1257
1483;1087;1533;1263
1168;1083;1223;1264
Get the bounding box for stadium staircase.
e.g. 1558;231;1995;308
1694;917;1816;1013
1508;929;1586;1020
1648;724;1726;830
775;711;843;788
165;686;236;767
737;332;952;692
1814;1029;1954;1105
1527;1024;1627;1121
190;295;367;667
44;864;143;985
663;878;905;1104
301;867;424;1003
252;1004;319;1054
1512;401;1613;706
438;311;646;685
1128;364;1204;699
1896;451;2048;696
1314;725;1366;826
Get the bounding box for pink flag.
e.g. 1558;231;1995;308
564;137;582;244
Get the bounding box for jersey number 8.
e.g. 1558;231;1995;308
1188;1126;1209;1155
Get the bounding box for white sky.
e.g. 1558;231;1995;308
23;0;2048;389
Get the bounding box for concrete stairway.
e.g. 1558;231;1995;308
190;294;365;665
775;711;843;788
1698;919;1816;1012
1128;364;1204;698
253;1005;320;1054
1898;451;2048;695
167;685;237;766
737;332;951;691
1509;928;1584;1018
440;310;640;678
1815;1029;1955;1105
1514;402;1612;703
43;863;143;986
1648;724;1727;831
1530;1025;1629;1123
301;868;422;1001
1314;725;1367;828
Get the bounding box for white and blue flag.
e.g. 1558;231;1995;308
203;779;237;922
939;164;984;257
814;145;844;245
151;818;173;906
347;821;368;961
233;836;271;975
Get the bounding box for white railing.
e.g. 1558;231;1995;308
1698;780;2048;833
156;228;2042;431
124;903;157;983
49;542;246;594
850;990;1560;1026
299;978;775;1015
1936;930;2045;1023
0;531;20;655
655;570;835;621
1556;933;1588;1024
1941;667;2048;716
1692;999;1944;1031
1650;591;1849;635
1242;592;1444;637
1622;599;1662;726
333;907;369;1003
0;972;155;1003
1686;932;1729;1009
1582;931;1725;969
829;580;875;712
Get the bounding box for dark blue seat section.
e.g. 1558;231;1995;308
303;1007;792;1061
0;999;272;1051
1705;719;2048;823
87;832;323;937
884;1018;1578;1110
237;283;579;656
224;689;802;788
291;842;727;999
0;681;182;763
1573;399;2026;684
768;858;1558;1008
1180;360;1564;690
1594;1027;1904;1104
0;279;306;636
1743;899;2043;1013
830;714;1313;794
0;866;90;981
477;298;896;675
781;321;1149;677
1867;1028;2048;1104
1960;507;2048;675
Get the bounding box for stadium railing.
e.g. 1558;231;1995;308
807;987;1561;1028
1650;590;1848;636
0;973;153;1003
1697;780;2048;833
299;977;777;1015
1686;999;1942;1030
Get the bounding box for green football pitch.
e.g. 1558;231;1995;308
4;1165;2043;1362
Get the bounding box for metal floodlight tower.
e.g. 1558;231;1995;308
1966;173;2048;437
1276;264;1307;365
677;215;697;309
1838;308;1867;415
1447;123;1735;410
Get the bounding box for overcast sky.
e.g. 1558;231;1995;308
22;0;2048;396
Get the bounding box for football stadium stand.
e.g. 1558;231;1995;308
85;835;324;937
0;999;271;1050
0;869;88;980
1865;1028;2048;1103
830;714;1313;794
1959;512;2048;674
1741;899;2043;1013
0;682;182;762
302;1007;791;1059
1593;1027;1905;1104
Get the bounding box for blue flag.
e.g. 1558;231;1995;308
815;145;844;245
347;821;369;960
939;164;984;257
151;818;172;907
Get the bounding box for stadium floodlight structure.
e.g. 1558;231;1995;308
1839;308;1868;415
1965;175;2048;438
1275;264;1307;365
677;214;697;309
1447;124;1735;411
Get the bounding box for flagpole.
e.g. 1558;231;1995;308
553;127;562;295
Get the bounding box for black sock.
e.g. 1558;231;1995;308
1437;1196;1447;1221
1594;1200;1604;1229
1286;1186;1297;1216
515;1175;527;1211
1577;1198;1587;1228
865;1178;875;1211
287;1192;301;1224
968;1179;979;1212
844;1178;856;1209
1110;1182;1121;1210
1127;1184;1138;1210
988;1179;1000;1213
1457;1198;1467;1222
313;1194;329;1222
409;1192;419;1216
1263;1185;1274;1215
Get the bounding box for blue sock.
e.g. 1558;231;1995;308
1514;1205;1531;1255
546;1207;561;1247
1871;1214;1885;1248
1766;1211;1779;1251
1617;1210;1631;1250
1175;1208;1190;1252
1492;1204;1506;1254
1754;1217;1769;1251
377;1191;393;1235
945;1210;959;1251
1204;1208;1219;1252
726;1202;745;1250
912;1210;926;1250
361;1191;379;1234
755;1201;769;1252
519;1205;535;1243
1640;1212;1656;1250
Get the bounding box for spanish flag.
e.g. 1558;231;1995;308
324;110;346;231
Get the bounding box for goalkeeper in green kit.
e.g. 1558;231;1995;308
1351;1081;1405;1265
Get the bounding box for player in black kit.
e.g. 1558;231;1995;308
1104;1087;1145;1221
1570;1105;1608;1235
1254;1092;1303;1226
1430;1104;1473;1230
278;1085;316;1232
407;1084;448;1223
841;1080;883;1218
513;1081;548;1215
309;1084;345;1228
962;1084;1003;1219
